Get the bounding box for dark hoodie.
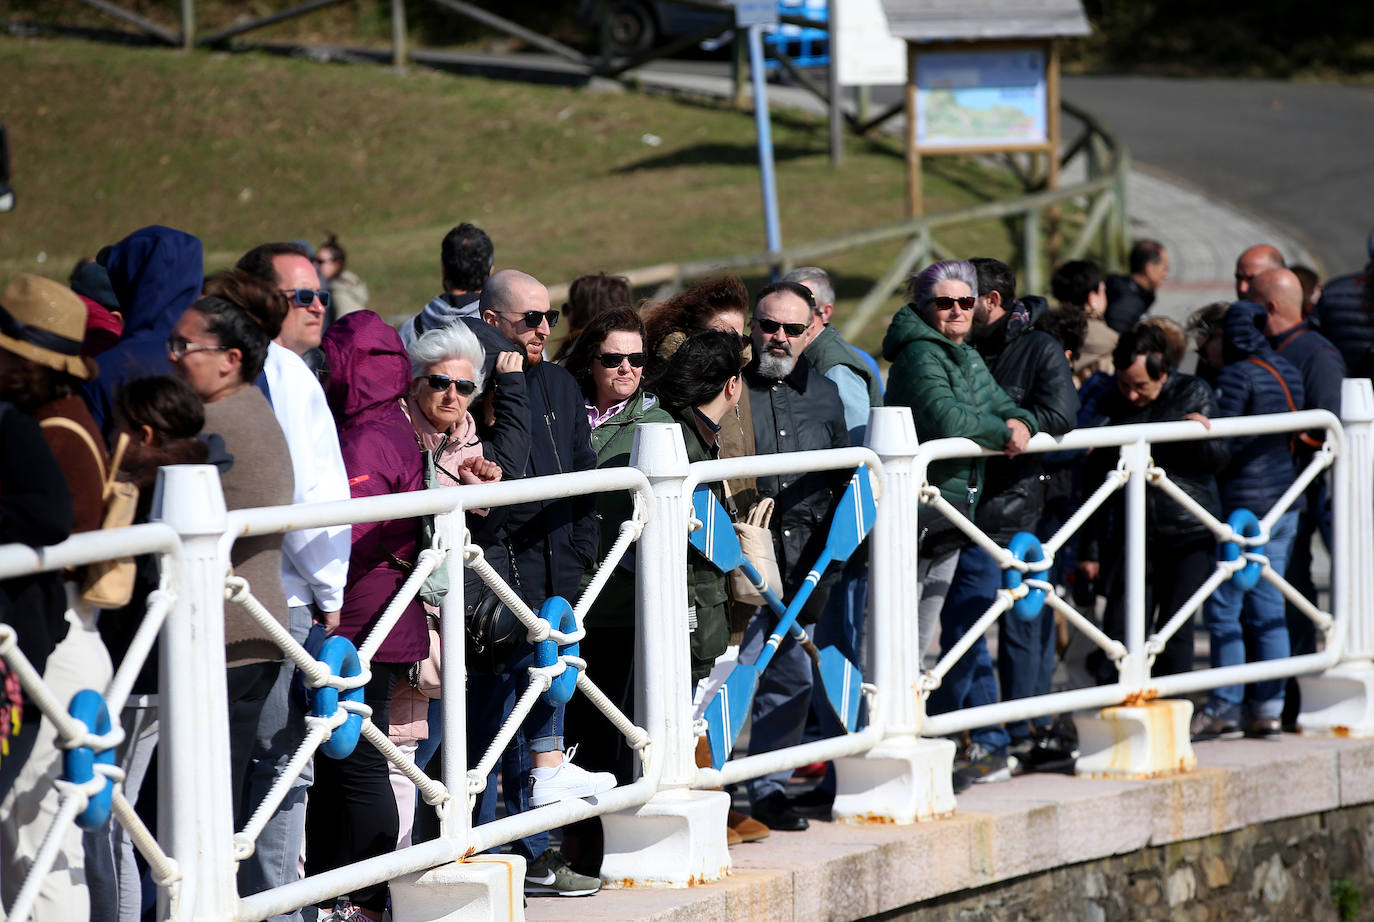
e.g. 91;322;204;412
82;226;203;433
322;311;427;664
1213;300;1306;516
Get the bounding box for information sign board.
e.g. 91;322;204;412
915;48;1048;147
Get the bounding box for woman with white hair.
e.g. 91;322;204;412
402;323;501;486
392;322;503;847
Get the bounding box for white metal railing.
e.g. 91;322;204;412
0;382;1370;921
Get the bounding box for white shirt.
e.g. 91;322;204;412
263;342;351;612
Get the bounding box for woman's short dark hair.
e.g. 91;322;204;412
1051;260;1103;307
1043;303;1087;361
563;306;645;403
1112;322;1174;380
0;358;80;413
113;375;205;444
318;232;346;271
197;269;288;382
650;330;745;411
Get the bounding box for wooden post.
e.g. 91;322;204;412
391;0;408;70
905;42;921;218
181;0;194;49
1023;205;1043;298
732;29;748;109
827;1;842;168
1045;39;1062;276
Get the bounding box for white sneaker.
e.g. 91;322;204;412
529;757;616;807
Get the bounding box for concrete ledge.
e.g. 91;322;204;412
524;735;1374;922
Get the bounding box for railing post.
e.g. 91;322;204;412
1075;438;1196;777
1299;378;1374;734
1023;205;1043;298
832;407;956;824
153;464;237;921
599;423;729;887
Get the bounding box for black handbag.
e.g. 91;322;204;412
464;544;524;675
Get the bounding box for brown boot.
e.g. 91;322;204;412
726;824;744;847
727;809;771;843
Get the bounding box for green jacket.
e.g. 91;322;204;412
581;392;673;629
881;304;1038;515
672;405;731;681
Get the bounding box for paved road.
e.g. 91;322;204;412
1058;76;1374;277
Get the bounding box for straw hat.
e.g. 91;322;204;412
0;273;98;380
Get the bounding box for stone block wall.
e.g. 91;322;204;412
889;804;1374;922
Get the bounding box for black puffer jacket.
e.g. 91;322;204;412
746;354;849;624
1080;372;1229;562
970;297;1080;542
1315;268;1374;375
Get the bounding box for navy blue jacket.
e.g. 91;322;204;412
498;360;598;607
82;226;204;434
1270;320;1344;451
1104;274;1155;334
1213;301;1305;516
1315;269;1373;375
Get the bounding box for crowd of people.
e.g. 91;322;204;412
0;217;1368;920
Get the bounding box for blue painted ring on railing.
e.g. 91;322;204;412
1002;532;1047;621
312;636;364;759
535;596;580;706
1221;508;1264;592
63;689;114;829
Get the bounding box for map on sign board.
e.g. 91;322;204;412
835;0;906;87
735;0;778;26
916;49;1047;147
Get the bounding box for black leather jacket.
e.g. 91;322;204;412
970;298;1080;543
1080;372;1228;561
746;355;849;623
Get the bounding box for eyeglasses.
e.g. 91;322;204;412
281;288;332;310
423;374;477;396
928;296;976;312
166;336;230;360
500;309;559;329
595;352;647;369
754;317;808;337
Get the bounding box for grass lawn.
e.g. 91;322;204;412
0;36;1068;355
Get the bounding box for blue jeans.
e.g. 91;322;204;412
927;546;1009;754
743;614;815;805
1204;509;1299;720
467;645;564;861
238;605;314;922
998;603;1055;742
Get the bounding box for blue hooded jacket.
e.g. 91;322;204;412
82;225;203;433
1213;300;1306;516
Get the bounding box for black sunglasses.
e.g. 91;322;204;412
928;296;976;312
423;374;477;396
501;309;559;329
754;317;808;337
595;351;647;369
281;288;332;310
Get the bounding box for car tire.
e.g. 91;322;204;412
606;0;658;56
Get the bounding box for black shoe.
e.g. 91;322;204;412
951;744;1011;790
751;791;809;831
787;786;835;818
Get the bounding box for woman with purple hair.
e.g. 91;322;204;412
881;259;1038;658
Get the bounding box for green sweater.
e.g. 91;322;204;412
881;304;1037;512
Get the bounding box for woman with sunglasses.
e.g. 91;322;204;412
167;270;296;809
558;308;671;802
391;323;503;847
881;259;1038;660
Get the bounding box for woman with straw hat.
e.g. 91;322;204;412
0;272;113;922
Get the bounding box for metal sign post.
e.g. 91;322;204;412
736;1;782;277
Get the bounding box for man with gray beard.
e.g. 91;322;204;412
738;281;849;832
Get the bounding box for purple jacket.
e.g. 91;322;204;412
322;311;427;664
